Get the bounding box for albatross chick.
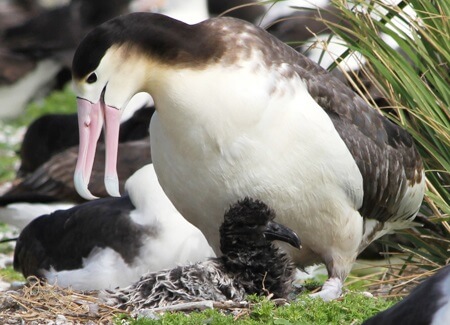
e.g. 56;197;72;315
102;198;299;310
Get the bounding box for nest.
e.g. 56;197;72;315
0;277;127;324
0;277;290;324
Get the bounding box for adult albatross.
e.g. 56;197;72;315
71;12;425;300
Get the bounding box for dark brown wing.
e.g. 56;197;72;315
291;52;424;222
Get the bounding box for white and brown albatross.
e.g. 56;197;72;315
71;13;425;300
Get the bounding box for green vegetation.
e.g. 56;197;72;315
9;85;76;127
320;0;449;275
0;140;18;183
0;241;15;255
0;266;25;282
0;86;76;183
115;293;398;325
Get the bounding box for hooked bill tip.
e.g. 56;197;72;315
74;170;98;200
105;175;121;197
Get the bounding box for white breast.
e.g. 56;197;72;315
150;62;364;264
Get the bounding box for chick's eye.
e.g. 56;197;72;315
86;73;97;84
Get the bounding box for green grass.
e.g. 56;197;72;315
0;266;25;282
0;86;76;183
310;0;450;277
0;240;15;255
8;85;76;127
0;142;18;183
115;293;398;325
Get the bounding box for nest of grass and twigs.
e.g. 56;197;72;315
0;277;126;324
0;278;296;324
0;277;293;324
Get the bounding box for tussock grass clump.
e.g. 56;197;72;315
315;0;449;287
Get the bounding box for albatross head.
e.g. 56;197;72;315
71;12;198;200
72;44;148;199
220;198;301;253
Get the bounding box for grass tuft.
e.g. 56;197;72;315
9;85;76;127
0;266;25;282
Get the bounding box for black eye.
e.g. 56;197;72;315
86;73;97;84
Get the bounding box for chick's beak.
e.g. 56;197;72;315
264;221;301;249
74;98;122;199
